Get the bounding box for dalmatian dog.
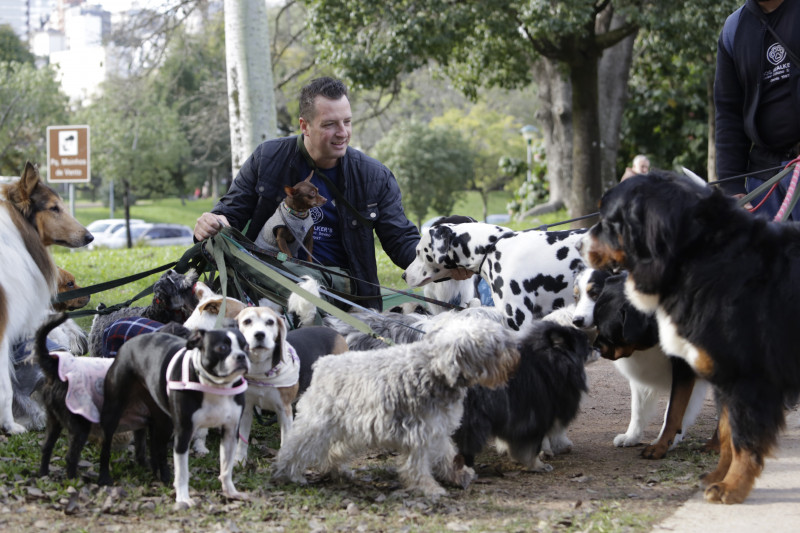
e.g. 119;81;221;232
403;222;587;337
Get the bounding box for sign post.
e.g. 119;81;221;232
46;125;90;183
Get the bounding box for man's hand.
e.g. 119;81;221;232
733;193;753;210
194;213;229;241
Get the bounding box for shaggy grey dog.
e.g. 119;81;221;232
88;269;199;358
321;306;506;351
271;314;520;497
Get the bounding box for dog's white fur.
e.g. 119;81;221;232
286;275;321;328
271;314;520;497
235;306;299;465
572;269;709;448
423;276;480;314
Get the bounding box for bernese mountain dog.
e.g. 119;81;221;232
579;170;800;504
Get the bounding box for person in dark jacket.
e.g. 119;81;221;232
714;0;800;219
194;77;421;310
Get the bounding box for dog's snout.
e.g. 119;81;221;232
254;331;265;341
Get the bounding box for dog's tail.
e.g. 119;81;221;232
35;313;70;379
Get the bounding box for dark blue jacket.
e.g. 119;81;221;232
212;135;420;310
714;0;800;195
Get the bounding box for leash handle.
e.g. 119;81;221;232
774;157;800;222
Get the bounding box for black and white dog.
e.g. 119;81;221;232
98;328;250;507
572;268;710;458
403;222;586;335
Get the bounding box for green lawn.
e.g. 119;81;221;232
57;191;568;331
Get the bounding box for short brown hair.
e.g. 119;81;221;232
299;77;349;122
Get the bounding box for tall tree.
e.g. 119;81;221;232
224;0;277;176
303;0;652;221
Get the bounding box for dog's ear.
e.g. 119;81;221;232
620;306;658;346
187;329;205;349
272;315;289;369
284;185;296;198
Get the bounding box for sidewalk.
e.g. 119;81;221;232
653;407;800;532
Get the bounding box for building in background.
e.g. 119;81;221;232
0;0;53;39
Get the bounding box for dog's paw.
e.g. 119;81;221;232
3;421;27;435
223;488;249;501
613;432;641;447
174;497;195;510
547;435;573;456
192;439;210;456
452;466;477;490
527;457;554;473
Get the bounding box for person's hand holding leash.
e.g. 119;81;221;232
194;213;229;241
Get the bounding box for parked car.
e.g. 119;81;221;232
485;213;511;225
85;218;145;248
95;223;195;249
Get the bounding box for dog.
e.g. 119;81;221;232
271;313;520;497
572;268;710;458
579;170;800;504
254;170;327;262
11;267;93;430
88;268;199;358
0;162;93;433
34;313;148;479
98;327;250;507
183;281;247;331
454;317;591;472
403;222;586;335
233;306;297;463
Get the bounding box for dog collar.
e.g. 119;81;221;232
246;345;300;387
166;347;247;397
283;201;309;219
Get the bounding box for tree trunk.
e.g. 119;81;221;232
524;57;571;218
568;45;603;226
598;14;637;191
706;69;716;181
224;0;277;178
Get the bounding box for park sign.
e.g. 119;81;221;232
46;125;90;183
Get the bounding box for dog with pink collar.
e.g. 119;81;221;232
97;327;250;508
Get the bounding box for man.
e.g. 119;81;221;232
714;0;800;219
194;77;421;310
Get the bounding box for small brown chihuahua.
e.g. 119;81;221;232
255;171;328;262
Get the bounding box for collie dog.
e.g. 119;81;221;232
0;162;92;433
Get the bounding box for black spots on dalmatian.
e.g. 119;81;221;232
569;258;584;271
494;261;502;274
509;280;521;295
552;298;566;309
504;304;520;331
556;246;570;261
523;296;542;317
522;274;569;295
492;277;505;300
514;308;526;328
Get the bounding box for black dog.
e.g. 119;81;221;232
98;328;250;507
88;269;199;357
580;170;800;504
453;319;591;472
35;313;147;479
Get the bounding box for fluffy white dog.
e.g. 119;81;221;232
271;314;520;497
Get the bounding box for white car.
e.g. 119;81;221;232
85;218;146;250
97;223;195;249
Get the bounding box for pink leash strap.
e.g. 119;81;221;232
773;156;800;222
166;347;248;397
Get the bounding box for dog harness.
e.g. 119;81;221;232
246;344;300;388
54;351;149;427
166;347;248;397
253;201;314;256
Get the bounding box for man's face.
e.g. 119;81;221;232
299;95;352;168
